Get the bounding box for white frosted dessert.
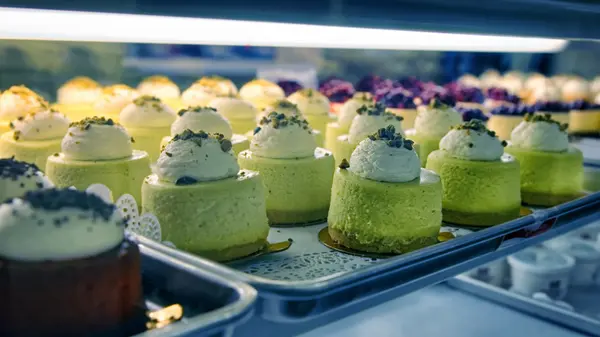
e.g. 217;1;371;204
239;79;285;111
55;77;102;121
209;96;258;134
328;125;442;253
562;78;590;102
331;102;404;166
508;246;575;299
505;113;583;206
160;106;249;154
0;85;48;134
142;129;269;261
287;88;332;146
480;69;501;89
45;117;151;203
0;158;53;202
324;92;373;150
137;75;181;110
0;109;70;168
425;119;521;226
527;81;561;104
544;236;600;287
238;112;335;224
120;95;177;162
458;74;481;88
405;99;462;166
93;84;139;121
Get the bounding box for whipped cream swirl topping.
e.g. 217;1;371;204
251;112;316;159
287;88;330;116
348;102;404;144
0;158;53;202
120;95;176;128
338;92;374;129
209;96;257;121
62;117;133;161
414;99;463;138
94;84;139;113
347;125;420;183
511;113;569;152
155;129;239;184
57;77;102;105
0;188;125;261
137;75;181;100
439;119;506;161
171;106;233;138
9;109;70;141
239;79;285;102
0;85;48;121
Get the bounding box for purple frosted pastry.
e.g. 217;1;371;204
378;87;419;129
319;77;355;112
456;107;489;122
484;87;521;110
277;79;304;96
487;104;533;140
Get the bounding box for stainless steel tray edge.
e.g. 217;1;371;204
446;275;600;337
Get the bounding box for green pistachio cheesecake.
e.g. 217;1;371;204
136;75;182;111
328;126;442;253
407;99;463;167
120;96;176;162
209;96;258;134
45;117;151;203
426;120;521;226
53;77;103;121
331;102;404;166
324;92;374;151
238;112;335;225
239;79;285;111
0;85;48;136
142;130;269;261
288;89;335;146
505;113;583;206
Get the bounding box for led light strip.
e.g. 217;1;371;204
0;7;568;52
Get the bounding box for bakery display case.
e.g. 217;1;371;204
0;1;600;337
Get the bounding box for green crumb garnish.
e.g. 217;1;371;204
339;159;350;169
133;95;161;106
165;152;172;157
69;116;117;130
452;119;498;138
8;122;14;129
259;111;311;132
524;113;568;131
130;137;135;143
177;106;217;117
12;131;21;141
175;176;198;186
356;102;403;121
501;140;508;147
53;153;59;157
270;99;300;113
429;98;447;109
168;129;234;153
368;125;415;150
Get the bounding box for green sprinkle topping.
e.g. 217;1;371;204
270;99;300;113
367;125;415;150
12;130;21;141
258;111;312;132
356;102;403;121
133;95;161;106
452;119;498;138
69;116;117;130
169;129;233;152
339;159;350;169
429;98;448;109
177;106;217;117
524;113;568;132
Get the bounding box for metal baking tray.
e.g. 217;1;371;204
447;274;600;336
140;191;600;323
135;242;257;337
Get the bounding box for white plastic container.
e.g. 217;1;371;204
507;246;575;300
544;237;600;287
467;258;508;286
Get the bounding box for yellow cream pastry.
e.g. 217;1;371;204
195;76;238;95
287;88;333;145
426;120;521;226
552;74;572;88
501;72;525;98
328;126;442;253
45;117;151;203
239;79;285;111
120;96;177;162
526;79;561;105
506;113;583;206
562;78;590;102
405;99;462;166
0;158;53;202
142;130;269;261
0;109;70;169
209;96;258;134
480;69;501;89
54;77;102;121
331;102;404;166
93;84;139;121
181;76;237;108
0;85;48;135
458;74;481;88
238;112;334;225
569;100;600;135
137;75;181;110
160;106;249;154
324;92;374;151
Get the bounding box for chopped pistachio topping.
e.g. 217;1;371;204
452;119;496;137
271;99;299;111
258;111;312;132
133;95;162;105
69;116;117;130
428;98;448;109
356;102;403;121
339;159;350;169
177;106;217;117
168;129;232;152
367;125;415;150
298;88;316;97
524;113;568;132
